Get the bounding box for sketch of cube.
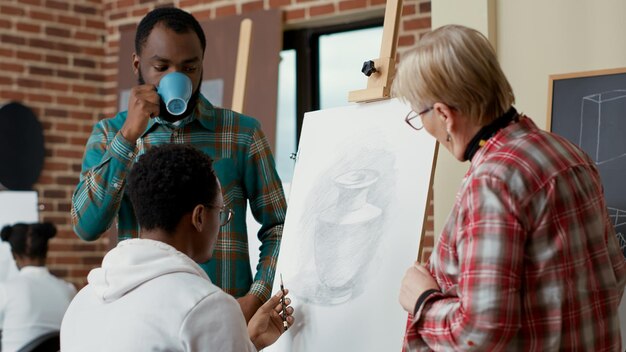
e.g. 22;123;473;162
608;207;626;257
579;90;626;164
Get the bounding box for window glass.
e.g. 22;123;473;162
274;26;383;182
320;27;383;109
275;49;297;182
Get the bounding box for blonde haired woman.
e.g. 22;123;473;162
395;25;625;351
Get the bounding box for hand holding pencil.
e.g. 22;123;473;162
247;279;294;350
280;274;288;331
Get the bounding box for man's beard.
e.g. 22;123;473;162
138;69;202;122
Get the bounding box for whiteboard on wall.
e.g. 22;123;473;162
0;191;39;282
266;99;437;352
548;68;626;258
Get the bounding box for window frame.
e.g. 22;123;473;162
282;17;384;142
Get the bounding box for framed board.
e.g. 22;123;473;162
548;68;626;348
266;98;437;352
547;67;626;258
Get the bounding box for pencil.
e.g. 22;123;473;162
280;274;288;331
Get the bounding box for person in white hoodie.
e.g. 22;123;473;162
0;222;76;352
60;144;294;351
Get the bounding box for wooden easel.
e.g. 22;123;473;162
232;18;253;113
348;0;402;103
348;0;438;262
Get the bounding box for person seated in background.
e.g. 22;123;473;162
0;222;76;352
61;144;294;351
0;237;18;348
0;240;17;285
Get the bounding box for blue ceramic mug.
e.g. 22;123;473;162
157;72;192;116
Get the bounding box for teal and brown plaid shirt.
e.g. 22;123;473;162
71;95;286;302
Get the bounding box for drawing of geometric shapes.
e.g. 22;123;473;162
609;207;626;228
608;207;626;257
579;90;626;164
618;232;626;258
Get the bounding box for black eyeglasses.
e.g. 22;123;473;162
405;106;433;130
210;205;234;226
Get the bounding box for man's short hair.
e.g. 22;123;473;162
127;144;219;234
135;7;206;56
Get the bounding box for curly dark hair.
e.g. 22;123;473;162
1;222;57;259
127;144;219;234
135;7;206;56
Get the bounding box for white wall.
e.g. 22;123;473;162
498;0;626;130
430;0;495;238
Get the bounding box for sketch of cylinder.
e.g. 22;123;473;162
579;90;626;165
313;169;383;304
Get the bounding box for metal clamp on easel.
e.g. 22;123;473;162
361;60;377;76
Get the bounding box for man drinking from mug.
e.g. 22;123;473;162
70;7;287;323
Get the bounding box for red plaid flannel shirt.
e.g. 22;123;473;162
404;117;626;351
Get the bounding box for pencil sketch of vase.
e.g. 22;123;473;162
313;169;383;305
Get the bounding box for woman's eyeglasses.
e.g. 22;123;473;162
405;106;433;131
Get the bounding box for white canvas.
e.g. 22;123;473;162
267;98;437;352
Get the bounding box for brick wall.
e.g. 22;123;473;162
0;0;432;287
0;0;109;286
